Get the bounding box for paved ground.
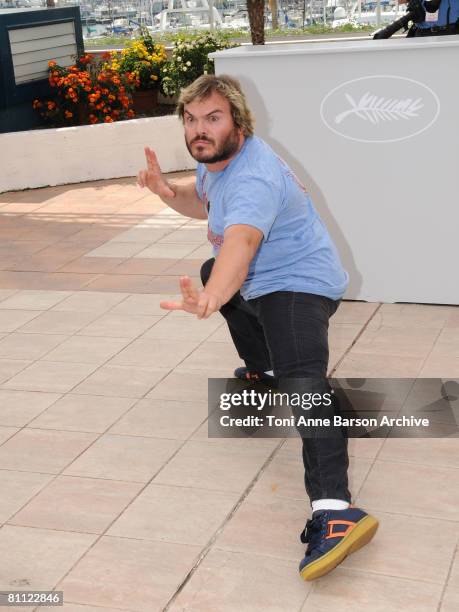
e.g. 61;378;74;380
0;175;458;612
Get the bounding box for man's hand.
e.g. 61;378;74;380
160;276;223;319
138;147;176;199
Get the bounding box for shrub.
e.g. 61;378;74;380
160;33;239;97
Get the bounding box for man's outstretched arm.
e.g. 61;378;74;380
138;147;207;220
160;224;263;318
204;224;263;307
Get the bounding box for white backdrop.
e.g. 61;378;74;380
211;37;459;305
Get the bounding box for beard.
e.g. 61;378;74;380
185;127;240;164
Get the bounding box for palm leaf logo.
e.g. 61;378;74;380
334;92;424;125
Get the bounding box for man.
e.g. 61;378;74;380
137;74;379;581
401;0;459;36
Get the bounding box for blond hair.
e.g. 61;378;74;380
176;74;255;137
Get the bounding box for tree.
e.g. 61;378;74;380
269;0;279;30
247;0;265;45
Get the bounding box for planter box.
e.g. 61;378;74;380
211;38;459;304
0;113;196;193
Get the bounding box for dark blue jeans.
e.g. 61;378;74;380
201;258;351;504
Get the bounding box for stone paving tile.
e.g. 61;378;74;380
57;256;125;274
340;509;459;585
0;271;48;290
158;227;208;243
58;536;201;611
419;356;459;377
329;300;380;325
0;470;53;523
351;325;441;359
0;525;97;591
107;483;239;546
142;312;223;342
105;226;171;244
0;359;32;384
22;272;99;291
134;243;199;259
0;290;72;310
0;289;18;301
441;587;459;612
0;426;20;445
0;390;61;427
178;341;242;371
17;310;100;335
71;365;169;398
333;352;425;377
2;361;100;393
145;368;210;403
183;243;213;260
63;434;181;483
206;323;233;342
9;475;144;534
378;438;459;470
50;291;128;313
86;242;152;259
109;257;177;275
0;309;42;332
169;549;311;612
162;258;204;277
356;459;459;521
214;497;306;562
154;439;276;494
108;293;180;316
108;337;199;369
108;398;208;440
300;568;443;612
448;544;459;589
83;273;157;293
75;312;162;339
41;336;132;366
39;604;126;612
366;303;456;330
148;275;201;293
0;428;98;474
29;394;137;433
0;333;68;360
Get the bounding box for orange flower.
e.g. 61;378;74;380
65;110;73;119
48;60;57;67
104;116;113;123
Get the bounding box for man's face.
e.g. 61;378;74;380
184;91;242;165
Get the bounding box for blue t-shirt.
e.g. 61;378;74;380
195;136;349;301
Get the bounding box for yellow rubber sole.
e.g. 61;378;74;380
300;514;379;581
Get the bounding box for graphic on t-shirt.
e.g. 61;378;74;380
207;227;223;249
275;154;308;194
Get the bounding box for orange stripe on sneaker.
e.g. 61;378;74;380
325;520;356;539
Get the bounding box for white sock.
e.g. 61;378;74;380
312;499;350;513
264;370;274;376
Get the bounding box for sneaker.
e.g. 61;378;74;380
299;507;379;581
234;367;277;385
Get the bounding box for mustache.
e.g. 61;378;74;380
192;137;213;144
